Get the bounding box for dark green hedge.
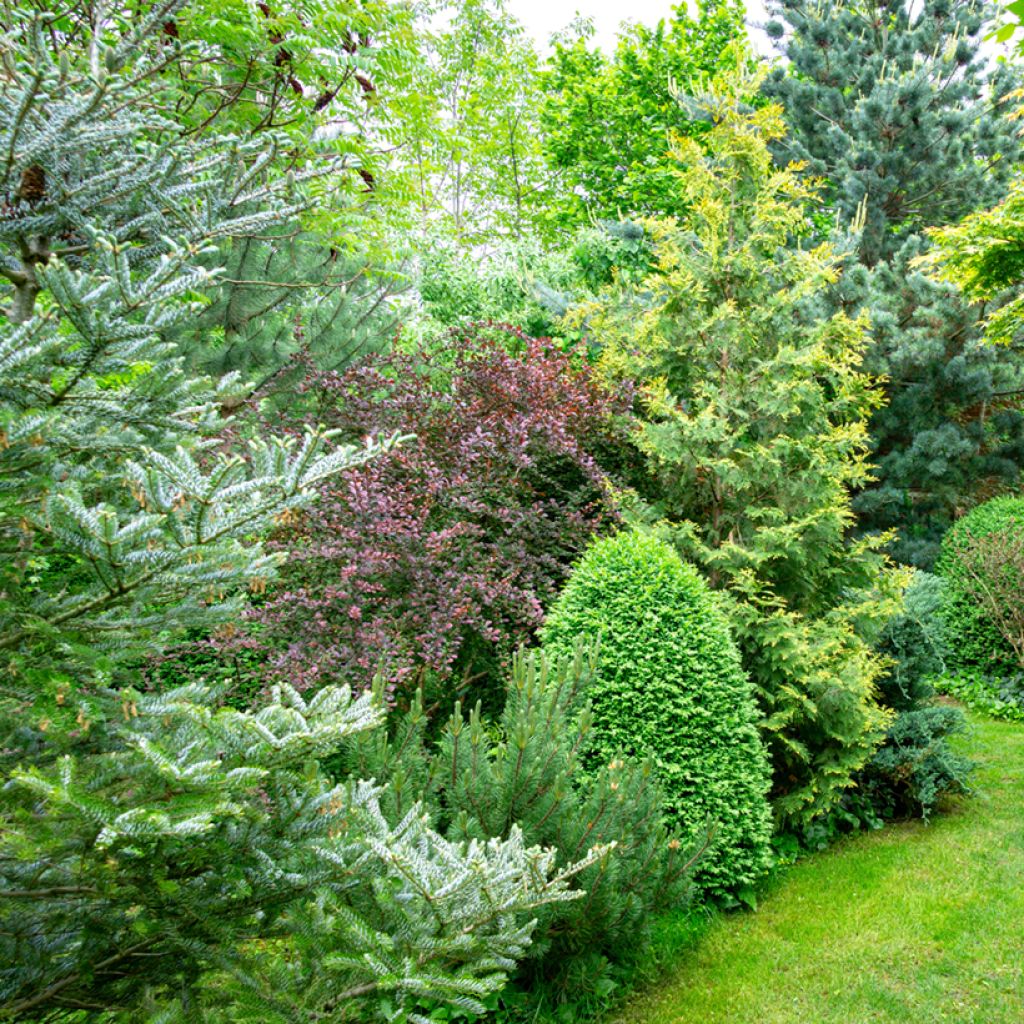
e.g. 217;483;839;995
937;496;1024;677
541;530;773;900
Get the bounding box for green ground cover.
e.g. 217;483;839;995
618;711;1024;1024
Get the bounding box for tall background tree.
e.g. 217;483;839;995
540;1;747;229
401;0;554;245
764;0;1024;568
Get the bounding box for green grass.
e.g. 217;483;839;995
616;712;1024;1024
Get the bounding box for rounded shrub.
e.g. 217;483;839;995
937;496;1024;677
541;530;773;900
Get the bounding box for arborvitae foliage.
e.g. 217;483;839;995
859;572;972;819
764;0;1024;568
336;646;697;1004
0;8;598;1018
541;532;774;900
937;495;1024;676
576;69;903;830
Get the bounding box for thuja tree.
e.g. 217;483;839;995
0;10;597;1019
577;69;903;829
542;532;773;899
763;0;1024;567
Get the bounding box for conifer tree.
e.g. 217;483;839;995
337;645;698;996
764;0;1024;567
0;8;599;1018
175;229;404;398
577;68;904;829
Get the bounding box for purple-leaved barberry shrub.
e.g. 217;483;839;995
227;325;629;700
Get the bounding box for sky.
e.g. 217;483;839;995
504;0;774;54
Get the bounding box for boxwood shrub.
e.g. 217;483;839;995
937;496;1024;677
541;530;773;900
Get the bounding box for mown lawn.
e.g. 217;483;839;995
617;712;1024;1024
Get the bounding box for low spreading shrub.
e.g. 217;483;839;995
858;572;972;820
204;326;629;701
332;645;696;1009
937;496;1024;676
540;530;774;901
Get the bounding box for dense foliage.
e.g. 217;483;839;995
335;645;697;1012
923;177;1024;348
542;531;774;901
233;327;628;699
937;496;1024;676
7;0;1024;1018
859;572;972;819
576;70;902;829
2;682;600;1021
764;0;1024;568
0;7;601;1019
540;1;747;227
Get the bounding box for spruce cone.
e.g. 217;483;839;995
17;165;46;203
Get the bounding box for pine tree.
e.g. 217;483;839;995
0;8;598;1018
763;0;1024;567
175;228;405;399
337;645;698;999
577;67;903;829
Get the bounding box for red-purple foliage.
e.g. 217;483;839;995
243;326;628;697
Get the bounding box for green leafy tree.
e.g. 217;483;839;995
539;2;747;228
922;176;1024;348
1;1;422;401
541;532;774;900
0;8;596;1018
404;0;554;244
577;69;903;829
5;0;420;184
763;0;1024;568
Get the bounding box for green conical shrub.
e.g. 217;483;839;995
541;530;773;899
